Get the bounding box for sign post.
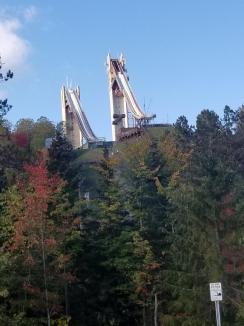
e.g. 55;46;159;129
209;282;222;326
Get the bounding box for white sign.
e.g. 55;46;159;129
210;282;222;301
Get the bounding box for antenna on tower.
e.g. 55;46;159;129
119;53;126;70
143;98;152;116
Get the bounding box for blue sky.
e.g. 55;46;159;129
1;0;244;140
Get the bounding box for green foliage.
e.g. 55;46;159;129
30;116;55;150
48;127;74;179
2;106;244;325
51;315;71;326
0;58;13;124
0;126;26;191
15;116;56;152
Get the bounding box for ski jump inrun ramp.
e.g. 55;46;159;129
61;54;156;147
61;86;99;148
107;54;156;141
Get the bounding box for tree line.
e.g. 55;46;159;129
1;65;244;325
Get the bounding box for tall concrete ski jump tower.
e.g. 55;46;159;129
107;54;155;141
61;86;98;148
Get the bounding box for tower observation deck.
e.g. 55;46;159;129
107;54;156;141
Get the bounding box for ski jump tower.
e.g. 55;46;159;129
61;86;99;148
107;54;156;141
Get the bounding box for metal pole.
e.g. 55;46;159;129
215;301;221;326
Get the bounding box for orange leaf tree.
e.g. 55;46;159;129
7;159;75;325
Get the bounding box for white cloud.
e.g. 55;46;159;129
0;90;7;99
0;18;30;71
23;5;38;22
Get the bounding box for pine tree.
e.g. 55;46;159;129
162;110;237;325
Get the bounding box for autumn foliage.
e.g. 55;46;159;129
11;132;29;149
7;159;74;323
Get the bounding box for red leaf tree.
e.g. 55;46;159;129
8;159;74;325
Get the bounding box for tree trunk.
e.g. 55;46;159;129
41;225;50;326
142;305;146;326
154;293;158;326
64;263;69;315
